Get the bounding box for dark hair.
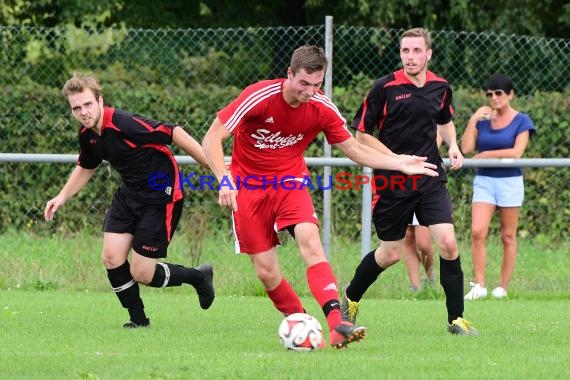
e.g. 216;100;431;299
290;45;327;74
484;74;515;93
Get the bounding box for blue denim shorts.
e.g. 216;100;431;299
472;175;524;207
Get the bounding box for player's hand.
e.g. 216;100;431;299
44;195;66;221
218;174;238;212
447;144;464;170
398;155;438;177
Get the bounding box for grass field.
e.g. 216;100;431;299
1;231;569;379
2;291;569;380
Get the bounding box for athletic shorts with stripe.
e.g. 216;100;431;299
372;180;453;241
103;187;183;258
232;185;318;254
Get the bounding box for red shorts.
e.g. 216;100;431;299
232;185;319;254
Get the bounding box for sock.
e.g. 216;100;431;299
148;262;203;288
107;261;147;324
346;250;384;302
306;261;342;331
266;278;304;315
440;256;464;324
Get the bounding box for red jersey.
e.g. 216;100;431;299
217;79;351;184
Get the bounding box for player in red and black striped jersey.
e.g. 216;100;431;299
44;73;215;328
341;28;478;336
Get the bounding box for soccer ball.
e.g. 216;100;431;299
278;313;323;351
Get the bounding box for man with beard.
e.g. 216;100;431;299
45;73;215;328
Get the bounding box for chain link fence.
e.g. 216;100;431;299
1;23;569;243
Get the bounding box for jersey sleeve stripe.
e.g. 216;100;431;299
225;83;282;133
312;94;347;124
132;116;172;135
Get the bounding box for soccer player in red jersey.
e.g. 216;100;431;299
202;45;438;349
45;73;215;328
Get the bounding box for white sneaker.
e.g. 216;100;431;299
464;282;488;300
492;286;507;298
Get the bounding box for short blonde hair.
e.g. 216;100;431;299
400;28;432;50
62;72;103;100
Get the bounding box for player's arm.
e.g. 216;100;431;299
334;137;438;176
172;126;208;167
44;165;96;221
355;131;398;156
202;117;238;211
436;129;443;149
437;121;463;170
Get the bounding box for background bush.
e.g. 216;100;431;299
1;78;568;241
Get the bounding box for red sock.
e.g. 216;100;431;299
307;261;342;330
266;278;304;315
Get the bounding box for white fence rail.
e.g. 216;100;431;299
2;153;568;257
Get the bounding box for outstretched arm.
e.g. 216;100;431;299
334;137;438;176
356;132;398;156
172;126;208;167
202;117;238;211
44;166;96;221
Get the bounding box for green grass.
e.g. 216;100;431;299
1;230;569;299
1;231;569;378
1;291;569;380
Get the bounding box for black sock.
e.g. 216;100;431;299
346;250;384;302
148;262;203;288
440;256;464;324
107;261;147;324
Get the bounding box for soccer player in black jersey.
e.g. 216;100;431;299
340;28;478;335
44;73;215;328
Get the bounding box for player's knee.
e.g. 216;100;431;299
438;236;458;258
129;263;152;285
256;268;280;288
299;238;325;262
101;251;120;268
381;245;401;266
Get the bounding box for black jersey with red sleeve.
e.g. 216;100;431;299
351;69;452;189
77;107;182;204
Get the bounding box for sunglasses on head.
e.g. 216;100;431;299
486;89;506;98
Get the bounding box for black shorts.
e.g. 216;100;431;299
103;187;183;258
372;181;453;241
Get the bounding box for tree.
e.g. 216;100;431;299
1;0;568;38
305;0;570;38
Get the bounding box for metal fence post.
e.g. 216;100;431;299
323;15;333;260
360;166;373;258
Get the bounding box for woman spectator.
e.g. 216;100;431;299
461;74;535;300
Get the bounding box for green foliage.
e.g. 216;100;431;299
306;0;570;38
1;77;569;240
2;0;568;38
